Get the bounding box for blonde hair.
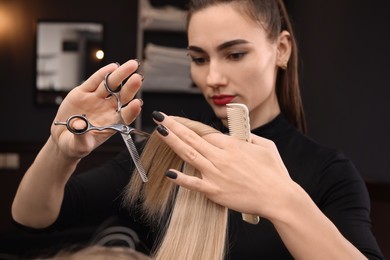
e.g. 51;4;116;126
123;117;228;260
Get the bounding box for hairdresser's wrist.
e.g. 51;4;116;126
265;181;309;225
46;136;81;171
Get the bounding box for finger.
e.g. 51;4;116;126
104;59;139;92
81;62;119;92
119;72;143;106
250;134;282;157
164;169;210;194
90;60;138;98
250;133;276;147
152;112;222;158
120;98;143;125
155;123;216;173
202;131;235;149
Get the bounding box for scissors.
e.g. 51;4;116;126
54;72;149;182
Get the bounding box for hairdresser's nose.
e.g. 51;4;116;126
206;61;228;88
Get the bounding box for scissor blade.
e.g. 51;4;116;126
121;133;148;182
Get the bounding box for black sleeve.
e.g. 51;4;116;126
316;153;384;259
53;149;135;229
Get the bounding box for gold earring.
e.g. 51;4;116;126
280;62;288;70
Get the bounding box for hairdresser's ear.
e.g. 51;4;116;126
276;30;292;68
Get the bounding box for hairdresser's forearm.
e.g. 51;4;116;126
269;182;366;260
11;136;80;228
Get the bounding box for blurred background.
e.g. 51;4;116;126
0;0;389;258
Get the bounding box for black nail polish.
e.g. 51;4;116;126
134;59;140;66
152;111;164;122
165;171;177;179
156;125;169;136
137;98;144;107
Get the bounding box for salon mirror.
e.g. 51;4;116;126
35;21;104;105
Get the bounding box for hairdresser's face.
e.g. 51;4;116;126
188;4;281;128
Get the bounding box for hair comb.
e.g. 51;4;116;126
226;103;260;225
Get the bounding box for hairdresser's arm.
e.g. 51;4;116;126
12;60;143;228
152;113;366;260
12;137;80;228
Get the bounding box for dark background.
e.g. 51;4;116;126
0;0;389;258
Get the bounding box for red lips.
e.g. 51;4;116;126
211;95;236;106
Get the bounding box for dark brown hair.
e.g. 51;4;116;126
187;0;307;133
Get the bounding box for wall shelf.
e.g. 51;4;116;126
135;0;209;132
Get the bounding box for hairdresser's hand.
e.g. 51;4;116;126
152;112;298;220
12;61;143;228
51;59;143;159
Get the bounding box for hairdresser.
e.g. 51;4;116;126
12;0;383;259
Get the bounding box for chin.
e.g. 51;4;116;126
212;107;228;120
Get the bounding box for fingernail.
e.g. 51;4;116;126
139;73;145;82
156;125;169;136
134;59;141;67
152;111;164;122
115;62;120;67
165;171;177;179
137;99;144;107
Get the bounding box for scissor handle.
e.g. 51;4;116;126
104;72;122;94
104;72;123;112
63;114;91;135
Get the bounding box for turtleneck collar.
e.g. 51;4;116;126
251;113;294;141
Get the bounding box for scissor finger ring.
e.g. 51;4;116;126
104;72;123;112
54;114;90;135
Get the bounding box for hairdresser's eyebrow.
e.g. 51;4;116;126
188;39;250;53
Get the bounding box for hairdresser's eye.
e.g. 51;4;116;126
228;52;246;61
190;55;208;65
